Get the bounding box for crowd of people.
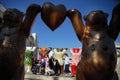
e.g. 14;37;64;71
30;47;82;77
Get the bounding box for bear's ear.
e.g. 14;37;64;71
108;3;120;40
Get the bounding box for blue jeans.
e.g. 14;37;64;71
64;64;70;73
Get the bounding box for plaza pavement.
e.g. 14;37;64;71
116;57;120;80
25;73;76;80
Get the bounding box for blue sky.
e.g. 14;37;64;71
0;0;120;48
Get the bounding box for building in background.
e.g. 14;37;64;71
0;3;6;12
115;42;120;73
115;42;120;57
0;3;6;22
26;33;38;59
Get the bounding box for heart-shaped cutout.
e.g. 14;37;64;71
41;2;67;31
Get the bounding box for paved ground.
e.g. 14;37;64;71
25;73;76;80
116;57;120;79
25;57;120;80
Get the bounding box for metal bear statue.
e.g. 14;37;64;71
0;4;41;80
67;3;120;80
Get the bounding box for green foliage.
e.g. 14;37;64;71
24;57;32;65
25;50;32;57
24;50;32;65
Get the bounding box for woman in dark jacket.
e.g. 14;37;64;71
53;59;60;76
49;56;54;70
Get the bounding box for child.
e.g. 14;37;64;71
63;54;71;74
39;58;46;75
31;59;39;74
44;55;55;75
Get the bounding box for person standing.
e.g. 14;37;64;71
63;54;71;74
48;47;54;58
53;59;61;76
53;48;67;75
49;56;54;71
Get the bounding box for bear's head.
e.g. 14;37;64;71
3;8;24;26
0;9;25;48
84;10;108;30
